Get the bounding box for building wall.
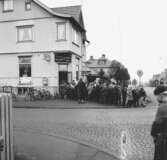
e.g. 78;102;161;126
0;0;83;56
0;0;52;21
0;51;80;92
0;18;72;54
0;0;85;93
0;52;58;87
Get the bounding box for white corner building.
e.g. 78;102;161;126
0;0;88;94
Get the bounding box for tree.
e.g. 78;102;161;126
108;60;130;83
108;60;122;78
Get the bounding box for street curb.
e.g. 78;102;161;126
13;105;119;109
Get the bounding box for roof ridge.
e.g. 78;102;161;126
33;0;71;18
51;5;82;9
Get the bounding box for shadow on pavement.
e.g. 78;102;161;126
14;130;119;160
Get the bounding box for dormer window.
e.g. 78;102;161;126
3;0;13;12
25;0;31;11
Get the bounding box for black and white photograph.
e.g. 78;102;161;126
0;0;167;159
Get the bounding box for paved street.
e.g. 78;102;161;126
13;100;158;160
14;131;115;160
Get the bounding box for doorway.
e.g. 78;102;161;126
59;71;68;84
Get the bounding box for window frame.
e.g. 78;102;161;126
56;22;66;41
76;57;80;80
25;0;31;11
17;25;34;43
18;56;32;78
3;0;14;12
72;27;80;46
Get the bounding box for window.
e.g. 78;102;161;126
19;56;31;77
98;60;106;65
17;25;33;42
3;0;13;11
25;0;31;11
72;27;79;45
57;23;66;41
76;57;80;80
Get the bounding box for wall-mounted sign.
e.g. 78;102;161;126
42;77;48;86
43;53;51;62
55;53;71;63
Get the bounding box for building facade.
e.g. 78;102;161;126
85;54;112;76
0;0;88;94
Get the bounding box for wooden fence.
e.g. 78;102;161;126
0;94;13;160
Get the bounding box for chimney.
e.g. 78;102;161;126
90;56;93;60
102;54;106;59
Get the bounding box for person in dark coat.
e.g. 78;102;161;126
151;83;167;160
122;86;127;106
77;78;87;104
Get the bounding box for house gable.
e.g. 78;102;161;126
0;0;53;22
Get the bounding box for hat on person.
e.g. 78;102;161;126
160;78;164;84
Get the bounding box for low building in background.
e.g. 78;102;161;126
84;54;112;81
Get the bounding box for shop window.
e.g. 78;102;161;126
3;0;13;11
57;23;66;41
19;56;31;77
17;25;33;42
25;0;31;11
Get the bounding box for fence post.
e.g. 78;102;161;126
0;93;13;160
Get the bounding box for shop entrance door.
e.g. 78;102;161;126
59;71;68;84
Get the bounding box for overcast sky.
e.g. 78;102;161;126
41;0;167;82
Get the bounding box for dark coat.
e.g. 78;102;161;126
151;103;167;160
154;85;167;95
77;81;86;99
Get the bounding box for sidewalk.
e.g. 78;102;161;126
13;99;119;109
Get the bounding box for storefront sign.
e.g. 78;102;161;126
55;53;71;63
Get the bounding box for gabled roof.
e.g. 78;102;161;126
33;0;85;31
51;6;81;25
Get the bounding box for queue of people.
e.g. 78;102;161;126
59;78;147;107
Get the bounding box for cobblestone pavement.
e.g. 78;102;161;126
13;106;157;160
